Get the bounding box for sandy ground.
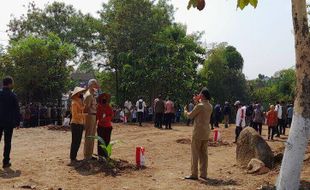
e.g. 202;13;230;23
0;123;309;190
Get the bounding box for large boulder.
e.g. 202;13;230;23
236;127;274;168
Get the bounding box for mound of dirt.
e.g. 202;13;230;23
176;138;191;144
176;138;232;147
74;159;139;176
46;125;70;131
237;127;274;169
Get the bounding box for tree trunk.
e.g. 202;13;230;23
276;0;310;189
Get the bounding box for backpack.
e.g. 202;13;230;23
139;101;143;109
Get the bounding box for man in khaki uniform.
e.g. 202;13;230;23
83;79;99;160
184;87;212;180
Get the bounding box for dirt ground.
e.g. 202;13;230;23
0;123;309;190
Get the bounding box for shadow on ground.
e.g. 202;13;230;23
0;168;21;179
200;178;238;186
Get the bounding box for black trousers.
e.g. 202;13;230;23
235;126;242;142
165;113;173;129
97;127;113;158
155;113;164;128
137;112;143;126
268;126;276;140
253;122;263;135
70;123;84;160
0;127;14;165
277;119;286;136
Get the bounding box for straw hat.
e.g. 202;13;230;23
71;87;87;99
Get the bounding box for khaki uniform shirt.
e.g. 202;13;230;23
186;100;213;140
84;90;97;114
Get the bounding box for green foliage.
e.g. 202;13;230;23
248;68;296;106
88;136;120;159
187;0;258;10
7;33;75;103
99;0;204;105
200;44;248;104
8;2;103;65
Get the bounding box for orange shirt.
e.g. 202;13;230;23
267;110;278;127
71;99;85;125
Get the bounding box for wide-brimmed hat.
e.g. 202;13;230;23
71;87;87;99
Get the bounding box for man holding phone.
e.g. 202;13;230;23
184;87;213;181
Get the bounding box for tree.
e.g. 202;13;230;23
200;44;248;104
99;0;203;104
189;0;310;189
8;2;103;66
8;33;75;103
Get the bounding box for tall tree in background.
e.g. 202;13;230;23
189;0;310;189
8;2;103;68
100;0;203;104
8;33;75;103
200;44;248;104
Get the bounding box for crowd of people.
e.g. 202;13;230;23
0;75;295;184
19;103;68;128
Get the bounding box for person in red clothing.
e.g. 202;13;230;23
96;93;113;158
266;105;278;141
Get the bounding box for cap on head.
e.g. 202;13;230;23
234;100;241;106
200;87;211;100
88;79;98;87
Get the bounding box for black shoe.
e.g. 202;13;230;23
3;163;11;169
91;157;97;161
184;175;198;180
200;176;208;181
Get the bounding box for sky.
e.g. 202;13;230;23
0;0;296;79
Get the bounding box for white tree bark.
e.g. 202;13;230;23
276;0;310;189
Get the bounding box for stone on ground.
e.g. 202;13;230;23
236;127;274;169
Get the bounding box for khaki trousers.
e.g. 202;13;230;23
191;138;208;178
84;115;97;159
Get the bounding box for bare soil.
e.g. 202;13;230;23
0;123;309;190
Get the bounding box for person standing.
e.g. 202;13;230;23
252;104;264;135
223;101;231;128
83;79;99;160
214;103;221;128
186;101;195;126
280;101;287;135
287;104;293;128
148;106;153;122
154;95;165;128
234;101;246;143
266;105;278;141
0;76;20;168
184;87;212;180
136;97;146;126
164;97;174;130
275;101;282;137
96;93;113;159
69;87;86;165
124;100;132;123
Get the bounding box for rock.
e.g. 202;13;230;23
236;127;274;169
247;158;270;175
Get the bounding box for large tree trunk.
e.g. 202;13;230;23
276;0;310;189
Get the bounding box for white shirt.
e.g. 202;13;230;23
236;106;247;127
136;99;146;113
124;101;132;114
275;104;282;119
